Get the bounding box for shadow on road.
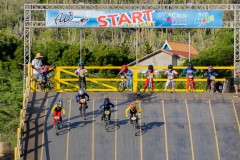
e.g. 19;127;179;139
135;121;164;136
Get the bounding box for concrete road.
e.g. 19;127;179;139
22;92;240;160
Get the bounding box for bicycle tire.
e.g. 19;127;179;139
117;81;126;92
105;120;109;130
55;120;60;135
211;81;215;93
148;80;152;93
190;80;193;92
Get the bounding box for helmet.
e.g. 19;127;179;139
148;65;153;71
45;65;50;71
188;62;193;68
208;65;213;72
104;98;110;104
57;100;63;107
78;89;84;95
130;102;136;109
78;62;84;66
121;64;128;71
168;64;173;70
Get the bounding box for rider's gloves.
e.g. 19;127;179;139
87;99;89;101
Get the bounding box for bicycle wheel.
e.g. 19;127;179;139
47;81;54;91
81;81;86;90
117;81;125;92
148;80;152;93
55;120;59;135
211;81;215;93
105;120;109;131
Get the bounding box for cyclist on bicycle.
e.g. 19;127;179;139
125;102;142;124
118;64;133;92
41;65;55;86
74;62;88;89
182;62;197;92
143;64;157;92
99;98;115;121
164;64;178;92
205;65;218;92
51;100;66;128
75;88;90;110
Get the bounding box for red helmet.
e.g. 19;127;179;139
121;64;128;72
130;103;136;109
45;65;50;71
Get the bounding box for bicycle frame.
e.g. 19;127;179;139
117;76;126;92
103;110;110;130
148;74;154;93
209;76;215;93
130;114;138;128
79;98;87;120
168;79;174;92
54;116;61;135
188;76;194;92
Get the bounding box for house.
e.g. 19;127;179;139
128;40;199;66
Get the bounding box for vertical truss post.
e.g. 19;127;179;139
234;9;240;76
24;4;32;92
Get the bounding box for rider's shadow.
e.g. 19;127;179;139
135;121;165;136
55;121;70;136
113;118;129;130
70;119;95;129
86;109;103;119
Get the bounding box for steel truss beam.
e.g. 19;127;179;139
234;10;240;76
24;3;240;90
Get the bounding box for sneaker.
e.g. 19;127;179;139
53;125;56;128
84;117;86;120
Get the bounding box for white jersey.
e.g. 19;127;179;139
31;59;43;74
164;70;178;79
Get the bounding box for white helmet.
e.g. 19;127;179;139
78;89;84;96
57;100;63;107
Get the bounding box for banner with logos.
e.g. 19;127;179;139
46;10;222;28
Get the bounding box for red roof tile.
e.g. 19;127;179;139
166;41;198;55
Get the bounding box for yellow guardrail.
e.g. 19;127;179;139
15;63;32;160
50;66;233;92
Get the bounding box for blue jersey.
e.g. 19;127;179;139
99;102;115;110
118;69;133;77
206;71;218;80
75;93;89;101
182;67;197;77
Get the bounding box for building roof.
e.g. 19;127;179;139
162;40;199;55
163;50;197;58
128;49;197;66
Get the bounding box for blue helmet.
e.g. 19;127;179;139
188;62;193;68
78;62;84;66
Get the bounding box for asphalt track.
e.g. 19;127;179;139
22;92;240;160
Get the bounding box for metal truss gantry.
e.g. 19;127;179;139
24;3;240;91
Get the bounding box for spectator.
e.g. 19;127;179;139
234;65;240;97
31;52;44;91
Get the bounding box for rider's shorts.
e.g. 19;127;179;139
33;74;43;82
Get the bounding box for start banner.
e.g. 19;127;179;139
46;10;222;28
